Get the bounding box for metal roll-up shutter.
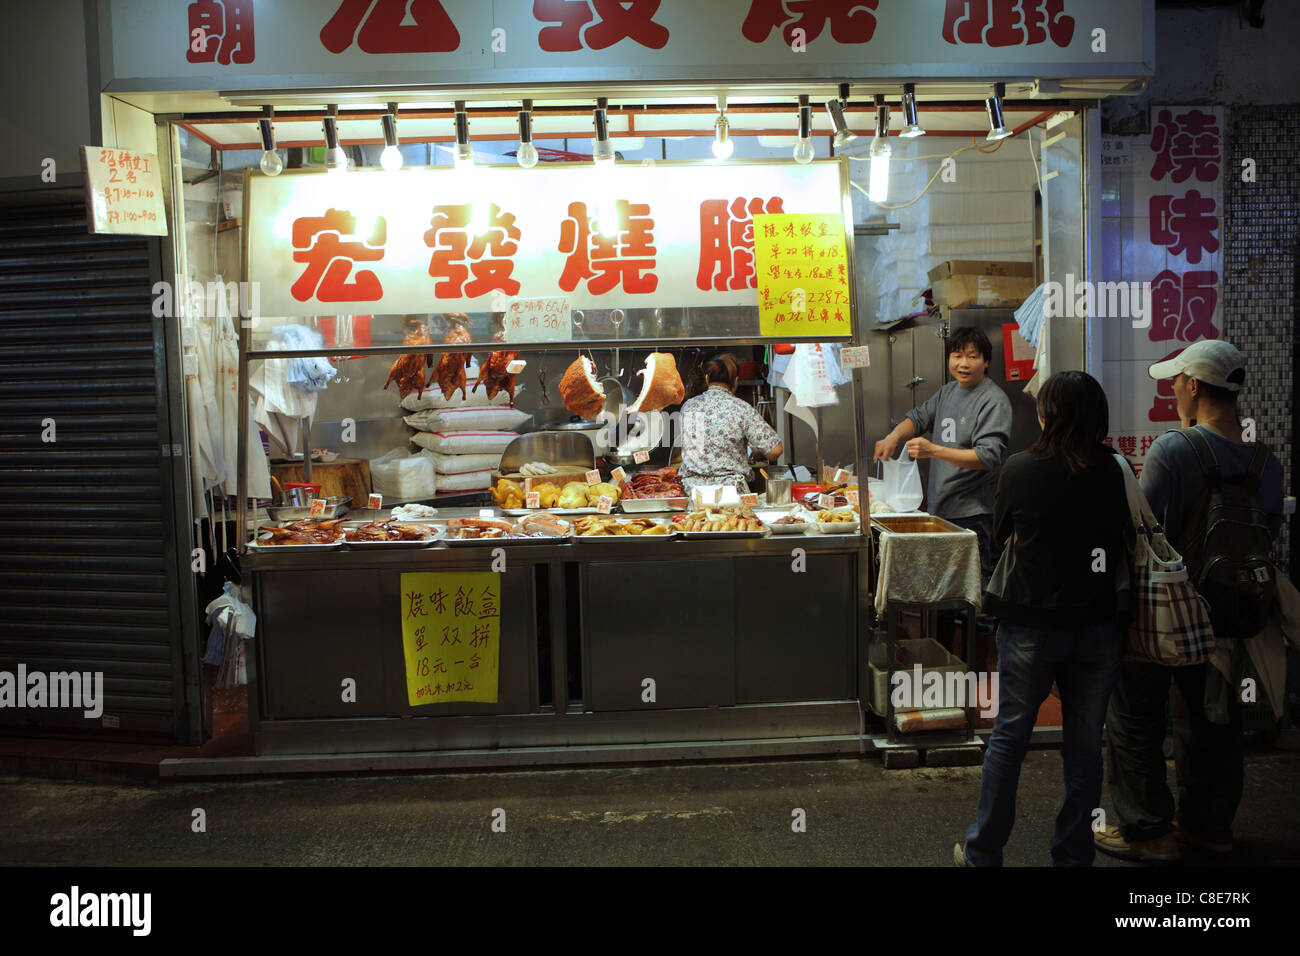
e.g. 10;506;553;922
0;189;191;741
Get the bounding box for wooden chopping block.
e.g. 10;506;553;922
272;458;372;503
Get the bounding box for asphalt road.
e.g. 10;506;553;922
1;750;1297;866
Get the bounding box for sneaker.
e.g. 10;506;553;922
1094;825;1180;863
953;842;968;867
1173;820;1232;855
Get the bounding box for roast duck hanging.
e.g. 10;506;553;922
382;323;435;399
430;312;474;401
473;313;520;403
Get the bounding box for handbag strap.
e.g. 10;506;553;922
1113;453;1161;533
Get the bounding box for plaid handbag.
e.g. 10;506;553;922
1114;454;1215;666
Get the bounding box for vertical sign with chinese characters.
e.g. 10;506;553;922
400;571;500;705
80;147;168;236
751;213;851;337
1100;107;1224;477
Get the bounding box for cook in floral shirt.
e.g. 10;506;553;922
678;353;783;495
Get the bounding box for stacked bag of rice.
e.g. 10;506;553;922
398;367;530;494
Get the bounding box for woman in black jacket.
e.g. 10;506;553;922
957;370;1132;867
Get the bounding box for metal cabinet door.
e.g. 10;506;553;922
734;554;856;703
583;558;735;710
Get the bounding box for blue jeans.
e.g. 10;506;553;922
963;621;1122;866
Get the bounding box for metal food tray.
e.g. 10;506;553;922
502;507;600;515
265;495;351;521
672;527;768;539
441;533;571;547
619;497;689;513
248;537;345;553
810;519;862;535
570;519;675;540
871;514;967;535
343;526;442;548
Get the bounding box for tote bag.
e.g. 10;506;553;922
1114;454;1215;666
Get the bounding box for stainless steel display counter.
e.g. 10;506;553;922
243;508;869;764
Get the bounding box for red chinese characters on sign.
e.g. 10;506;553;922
941;0;1075;47
1149;191;1219;266
423;204;522;298
697;197;785;291
535;0;669;51
741;0;879;45
558;201;658;294
1149;108;1221;184
188;0;255;64
291;209;386;302
1149;270;1219;343
321;0;460;54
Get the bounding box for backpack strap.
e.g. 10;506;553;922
1176;427;1222;490
1244;441;1271;493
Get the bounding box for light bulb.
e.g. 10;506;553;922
259;149;283;176
326;146;348;173
792;137;815;165
517;141;539;168
868;139;891;203
592;139;615;165
454;142;474;167
380;145;402;171
712;116;734;159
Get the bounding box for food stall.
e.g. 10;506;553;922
234;158;874;760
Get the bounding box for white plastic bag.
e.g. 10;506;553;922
784;344;839;408
879;445;923;512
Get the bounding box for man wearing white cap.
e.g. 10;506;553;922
1096;339;1284;863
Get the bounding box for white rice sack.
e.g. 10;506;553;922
403;406;531;432
409;431;519;455
422;451;504;475
399;380;523;412
369;447;437;501
434;469;494;492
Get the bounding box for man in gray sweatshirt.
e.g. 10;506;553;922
873;326;1013;635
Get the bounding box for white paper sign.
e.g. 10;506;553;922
504;296;572;344
840;345;870;369
81;146;167;236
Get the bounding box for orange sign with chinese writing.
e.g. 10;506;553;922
752;213;850;337
399;571;500;705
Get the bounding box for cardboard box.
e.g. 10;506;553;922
867;637;968;715
932;274;1035;309
927;260;1034;285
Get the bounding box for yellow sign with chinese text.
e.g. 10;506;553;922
752;213;851;337
399;572;500;705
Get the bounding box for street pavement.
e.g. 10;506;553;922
1;750;1297;866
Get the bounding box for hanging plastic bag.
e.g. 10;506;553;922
785;344;839;408
878;444;923;512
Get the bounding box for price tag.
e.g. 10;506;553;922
596;495;614;514
840;345;870;369
367;493;383;510
525;491;541;509
846;489;860;507
739;493;759;507
479;508;495;518
585;469;602;485
833;468;852;485
610;466;627;484
818;493;835;510
633;450;650;464
309;498;328;517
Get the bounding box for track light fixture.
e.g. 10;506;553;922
380;102;402;172
453;100;473;167
793;94;814;165
258;105;282;176
900;83;926;139
826;83;857;149
323;104;347;172
985;82;1012;142
517;99;539;168
592;97;614;165
712;94;734;160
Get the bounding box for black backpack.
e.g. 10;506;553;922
1174;428;1275;639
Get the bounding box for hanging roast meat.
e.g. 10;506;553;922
473;327;520;403
383;324;435;399
429;313;473;401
